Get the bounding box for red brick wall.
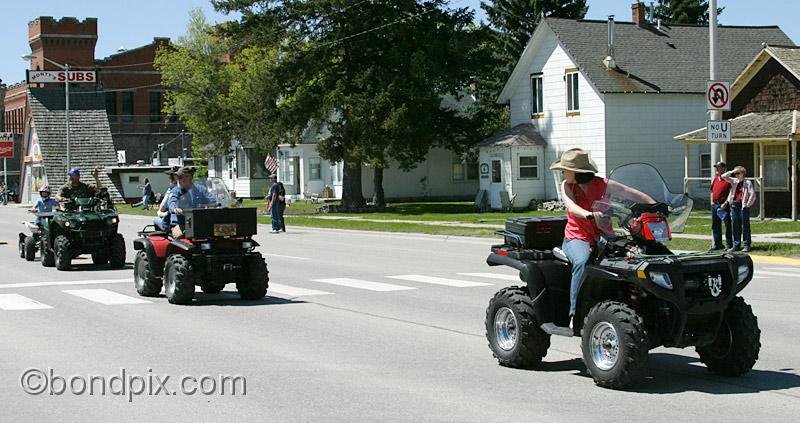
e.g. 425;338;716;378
27;17;98;71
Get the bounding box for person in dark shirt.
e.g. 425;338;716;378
56;167;101;203
709;161;732;251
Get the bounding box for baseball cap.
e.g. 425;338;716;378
164;165;181;175
713;161;726;168
175;166;196;177
67;168;80;176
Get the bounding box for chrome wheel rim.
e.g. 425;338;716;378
591;322;620;371
134;257;146;290
164;265;176;297
494;307;518;351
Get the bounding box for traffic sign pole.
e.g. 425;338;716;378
709;0;721;164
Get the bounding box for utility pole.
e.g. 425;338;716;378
709;0;721;164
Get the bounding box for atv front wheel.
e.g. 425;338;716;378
581;301;648;389
54;235;73;271
134;251;162;297
164;254;194;305
697;296;761;376
109;233;126;269
40;237;54;267
18;238;25;259
24;236;37;261
485;286;551;368
236;254;269;300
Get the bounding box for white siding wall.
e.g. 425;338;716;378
508;29;606;199
604;93;708;193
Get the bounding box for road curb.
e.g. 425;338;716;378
748;254;800;266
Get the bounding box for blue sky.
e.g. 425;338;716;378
2;1;798;86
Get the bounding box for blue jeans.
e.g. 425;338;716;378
271;202;284;231
153;216;168;231
563;238;591;317
730;202;751;249
133;195;149;209
711;203;732;249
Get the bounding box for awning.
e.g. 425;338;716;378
674;110;799;144
478;123;546;147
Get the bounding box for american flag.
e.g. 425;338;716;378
264;154;278;175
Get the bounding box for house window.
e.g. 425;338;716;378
700;153;711;178
565;70;580;114
530;73;543;117
213;157;223;175
452;154;478;181
237;148;250;178
128;176;140;183
491;160;502;183
105;92;117;118
121;91;134;122
309;157;322;180
762;144;789;191
149;91;162;122
519;156;539;179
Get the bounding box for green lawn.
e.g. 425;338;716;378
682;211;800;235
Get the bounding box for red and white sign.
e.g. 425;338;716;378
0;141;14;158
706;81;731;111
26;70;96;84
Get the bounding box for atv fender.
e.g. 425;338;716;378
486;253;552;324
169;239;194;252
19;232;27;244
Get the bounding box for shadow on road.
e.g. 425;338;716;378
534;353;800;395
188;291;306;307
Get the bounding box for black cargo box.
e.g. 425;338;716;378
184;207;258;238
504;216;567;250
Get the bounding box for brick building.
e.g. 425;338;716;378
2;16;190;202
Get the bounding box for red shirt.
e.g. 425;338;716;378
564;177;607;243
710;175;731;204
733;183;744;202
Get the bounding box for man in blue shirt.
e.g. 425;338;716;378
31;185;59;225
167;167;218;236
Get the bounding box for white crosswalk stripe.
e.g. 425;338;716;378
0;294;52;310
312;278;416;292
63;289;151;305
268;283;334;297
458;273;519;282
387;275;492;287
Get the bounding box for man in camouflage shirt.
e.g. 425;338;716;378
56;167;102;202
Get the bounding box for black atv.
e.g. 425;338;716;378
485;163;759;389
39;197;126;270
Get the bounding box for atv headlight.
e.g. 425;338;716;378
737;264;751;284
242;241;253;249
64;221;70;227
200;243;212;251
649;271;673;289
110;217;118;224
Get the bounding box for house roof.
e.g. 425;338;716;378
477;123;546;147
499;17;793;101
28;88;123;201
674;110;799;143
732;45;800;96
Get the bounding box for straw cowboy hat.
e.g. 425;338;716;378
549;148;598;173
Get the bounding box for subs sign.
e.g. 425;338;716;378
707;120;731;143
26;70;96;84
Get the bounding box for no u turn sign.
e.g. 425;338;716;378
707;81;731;111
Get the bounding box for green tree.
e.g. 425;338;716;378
652;0;723;24
213;0;485;209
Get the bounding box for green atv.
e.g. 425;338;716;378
40;197;126;271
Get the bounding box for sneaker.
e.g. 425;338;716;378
742;246;751;252
270;229;279;233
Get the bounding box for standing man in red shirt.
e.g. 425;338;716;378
710;161;732;250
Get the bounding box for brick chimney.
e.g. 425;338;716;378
632;2;647;27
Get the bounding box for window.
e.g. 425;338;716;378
452;154;478;181
149;91;162;122
237;148;250;178
530;73;543;116
309;157;322;180
128;176;140;183
121;91;133;122
491;160;502;183
762;144;789;190
105;92;117;119
566;70;580;113
519;156;539;179
213;157;223;175
700;153;711;179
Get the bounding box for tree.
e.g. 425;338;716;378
212;0;484;209
652;0;723;24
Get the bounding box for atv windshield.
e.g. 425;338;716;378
592;163;693;238
174;177;234;211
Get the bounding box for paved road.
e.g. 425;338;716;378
0;206;798;422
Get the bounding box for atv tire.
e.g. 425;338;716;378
40;237;55;267
581;301;648;389
18;237;25;259
24;236;37;261
164;254;194;305
697;296;760;376
109;233;126;269
485;286;550;369
54;235;73;271
236;254;269;300
133;251;162;297
92;253;109;265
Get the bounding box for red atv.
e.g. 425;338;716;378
132;198;268;305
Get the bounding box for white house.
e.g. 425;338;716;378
208;141;271;198
493;4;792;203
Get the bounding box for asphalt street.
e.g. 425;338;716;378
0;205;798;422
